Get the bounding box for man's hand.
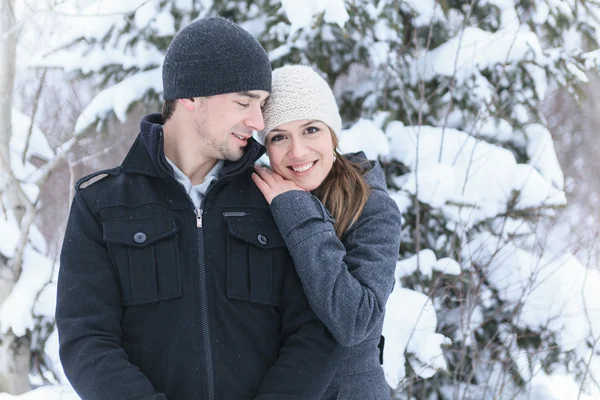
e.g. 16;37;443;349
252;165;305;204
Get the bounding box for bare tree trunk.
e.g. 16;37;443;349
0;0;32;394
0;330;30;394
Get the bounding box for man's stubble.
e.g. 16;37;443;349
193;98;245;162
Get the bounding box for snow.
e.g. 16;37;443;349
80;0;149;15
525;124;564;189
409;27;543;85
386;123;516;226
388;190;412;215
174;0;203;13
382;287;451;388
446;110;523;146
386;122;566;228
373;20;395;42
465;233;600;353
531;1;551;25
432;257;462;275
399;162;456;208
583;48;600;69
395;249;437;278
395;250;462;279
74;68;162;134
403;0;445;27
152;9;177;37
490;217;533;239
30;0;164;73
368;42;391;67
0;246;54;336
0;212;21;259
338;119;390;160
240;15;268;38
11;109;55;181
0;386;78;400
35;33;164;75
268;44;292;62
512;164;566;210
48;1;133;48
525;373;598;400
279;0;349;33
134;0;159;30
28;225;47;255
439;373;599;400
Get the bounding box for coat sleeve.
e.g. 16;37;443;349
56;190;166;400
269;188;402;347
255;245;342;399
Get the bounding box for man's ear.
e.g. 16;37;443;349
178;97;196;111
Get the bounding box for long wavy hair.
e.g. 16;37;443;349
312;129;371;238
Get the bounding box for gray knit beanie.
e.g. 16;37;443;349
162;17;271;100
259;65;342;143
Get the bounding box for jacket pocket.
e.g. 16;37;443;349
224;217;286;306
103;216;182;306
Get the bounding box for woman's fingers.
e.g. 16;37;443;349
269;170;285;182
251;171;277;204
253;165;276;185
251;172;269;193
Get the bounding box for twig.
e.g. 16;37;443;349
22;68;49;165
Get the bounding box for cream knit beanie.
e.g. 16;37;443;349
259;65;342;143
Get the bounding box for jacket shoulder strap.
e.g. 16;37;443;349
75;166;121;190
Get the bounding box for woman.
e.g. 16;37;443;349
251;65;402;399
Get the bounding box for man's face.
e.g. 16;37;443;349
192;91;269;162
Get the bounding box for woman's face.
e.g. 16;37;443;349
265;119;335;191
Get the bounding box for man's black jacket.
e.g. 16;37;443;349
56;113;340;400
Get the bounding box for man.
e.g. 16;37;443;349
56;17;340;400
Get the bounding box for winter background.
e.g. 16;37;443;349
1;0;600;399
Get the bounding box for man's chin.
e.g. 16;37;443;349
222;148;245;162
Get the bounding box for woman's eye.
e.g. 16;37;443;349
236;102;250;108
269;134;285;142
306;126;320;134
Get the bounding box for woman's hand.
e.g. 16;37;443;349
251;165;305;204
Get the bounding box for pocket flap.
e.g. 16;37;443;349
103;216;177;248
225;218;285;249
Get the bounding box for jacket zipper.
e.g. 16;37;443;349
157;133;258;400
196;208;203;227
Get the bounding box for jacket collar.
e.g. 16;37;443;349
121;113;265;180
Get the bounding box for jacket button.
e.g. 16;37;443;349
133;232;147;244
257;234;268;246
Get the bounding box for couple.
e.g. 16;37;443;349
56;17;402;400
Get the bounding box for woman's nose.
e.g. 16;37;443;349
289;139;309;158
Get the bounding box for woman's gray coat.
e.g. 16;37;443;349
269;154;402;400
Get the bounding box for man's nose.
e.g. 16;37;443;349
244;104;265;131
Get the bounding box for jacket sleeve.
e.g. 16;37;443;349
255;240;342;399
56;190;166;400
269;188;402;347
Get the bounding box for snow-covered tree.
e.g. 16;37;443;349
24;0;600;398
0;0;30;392
0;0;92;394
